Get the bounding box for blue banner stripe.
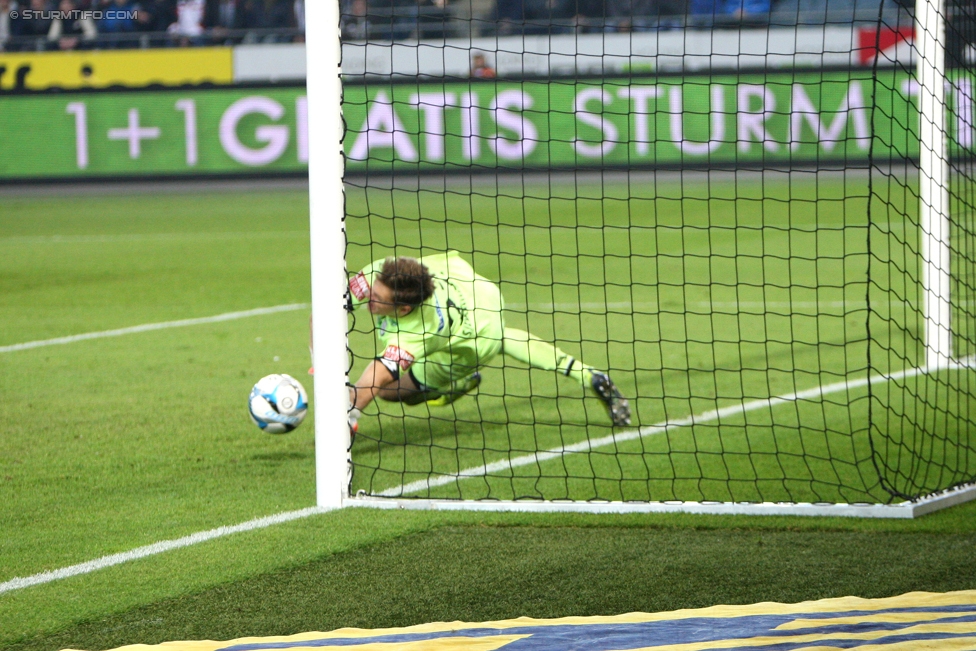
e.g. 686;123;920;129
703;630;976;651
781;612;976;635
217;607;976;651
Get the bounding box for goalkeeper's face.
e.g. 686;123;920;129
368;279;411;317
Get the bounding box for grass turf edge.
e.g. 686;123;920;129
3;501;976;649
7;522;976;651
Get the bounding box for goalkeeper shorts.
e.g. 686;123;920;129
408;331;503;392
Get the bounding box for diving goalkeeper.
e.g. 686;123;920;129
349;251;630;431
343;251;631;433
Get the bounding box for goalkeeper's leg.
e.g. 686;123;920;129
502;328;631;426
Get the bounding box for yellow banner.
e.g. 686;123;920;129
68;590;976;651
0;48;233;91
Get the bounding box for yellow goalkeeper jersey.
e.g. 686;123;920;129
348;251;504;389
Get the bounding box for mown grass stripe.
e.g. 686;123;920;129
0;304;310;354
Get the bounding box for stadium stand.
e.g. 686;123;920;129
0;0;917;52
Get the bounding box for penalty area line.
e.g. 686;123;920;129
0;303;311;354
0;507;331;595
382;359;973;498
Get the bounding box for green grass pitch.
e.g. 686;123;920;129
1;176;975;651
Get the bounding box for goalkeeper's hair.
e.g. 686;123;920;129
378;257;435;308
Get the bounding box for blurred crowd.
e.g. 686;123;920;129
339;0;779;41
343;0;911;40
490;0;773;35
0;0;898;51
0;0;305;51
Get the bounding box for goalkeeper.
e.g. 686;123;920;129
345;251;631;433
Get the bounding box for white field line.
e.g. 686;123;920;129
0;304;310;354
3;296;945;357
2;298;885;356
0;507;331;595
381;359;972;498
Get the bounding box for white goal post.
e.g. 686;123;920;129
304;0;976;518
306;0;350;510
916;0;954;369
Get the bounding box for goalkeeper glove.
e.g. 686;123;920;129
348;408;361;439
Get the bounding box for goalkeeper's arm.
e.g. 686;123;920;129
347;359;397;437
348;358;397;412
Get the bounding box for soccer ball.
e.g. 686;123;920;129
248;374;308;434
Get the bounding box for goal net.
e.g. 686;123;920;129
306;0;976;516
867;0;976;501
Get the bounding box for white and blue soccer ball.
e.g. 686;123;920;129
248;373;308;434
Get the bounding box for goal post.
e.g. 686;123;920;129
306;0;351;510
916;0;953;369
305;0;976;517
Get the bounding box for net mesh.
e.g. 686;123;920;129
340;0;976;505
867;0;976;500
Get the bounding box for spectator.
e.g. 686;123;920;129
204;0;246;41
689;0;767;23
406;0;451;39
522;0;603;33
524;0;573;33
607;0;649;29
563;0;605;31
493;0;523;34
48;0;97;48
293;0;303;38
135;0;177;33
262;0;295;29
18;0;54;42
253;0;295;41
240;0;263;26
688;0;716;21
135;0;177;45
204;0;271;41
0;0;20;51
168;0;205;43
659;0;688;26
98;0;137;42
206;0;241;29
608;0;683;30
450;0;494;37
723;0;769;20
470;51;495;77
340;0;368;39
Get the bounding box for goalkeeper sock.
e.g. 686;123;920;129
561;355;594;388
502;328;592;388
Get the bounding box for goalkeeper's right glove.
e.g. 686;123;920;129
348;408;361;439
